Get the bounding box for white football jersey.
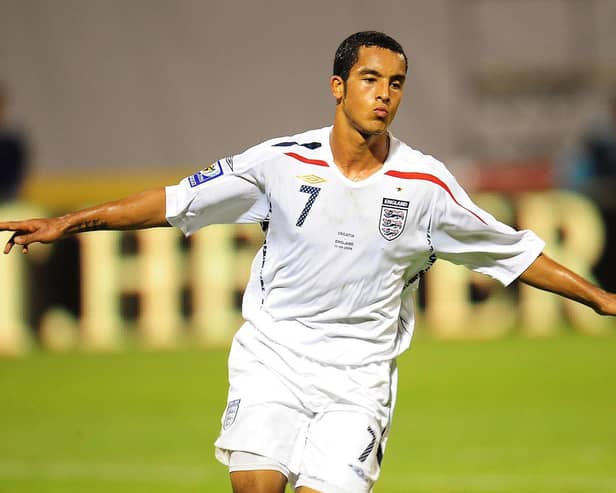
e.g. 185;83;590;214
166;126;545;365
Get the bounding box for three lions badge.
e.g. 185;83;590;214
223;399;241;430
379;198;409;240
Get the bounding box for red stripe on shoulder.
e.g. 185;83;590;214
385;170;487;225
284;152;329;167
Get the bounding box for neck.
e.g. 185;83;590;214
330;119;390;181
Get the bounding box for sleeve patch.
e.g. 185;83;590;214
188;161;224;187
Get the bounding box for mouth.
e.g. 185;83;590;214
374;107;389;119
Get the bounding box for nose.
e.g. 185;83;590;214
377;81;390;103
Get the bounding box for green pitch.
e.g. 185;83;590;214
1;333;615;493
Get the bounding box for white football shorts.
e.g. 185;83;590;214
214;322;398;493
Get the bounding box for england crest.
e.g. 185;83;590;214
379;198;409;241
223;399;241;429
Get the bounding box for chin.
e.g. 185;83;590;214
367;126;388;136
358;123;388;137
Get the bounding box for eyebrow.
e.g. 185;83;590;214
358;68;406;82
358;68;381;77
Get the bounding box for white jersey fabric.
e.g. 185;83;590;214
166;126;544;365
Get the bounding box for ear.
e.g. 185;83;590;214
330;75;345;103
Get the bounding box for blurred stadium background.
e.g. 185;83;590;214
1;1;615;492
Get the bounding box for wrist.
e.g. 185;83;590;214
592;289;612;315
58;212;106;236
57;214;75;237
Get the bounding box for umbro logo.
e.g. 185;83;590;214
297;174;326;184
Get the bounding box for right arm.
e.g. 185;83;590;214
0;187;168;254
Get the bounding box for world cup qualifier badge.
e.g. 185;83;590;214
223;399;241;430
379;198;409;240
188;161;224;187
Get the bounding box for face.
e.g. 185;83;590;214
332;46;407;136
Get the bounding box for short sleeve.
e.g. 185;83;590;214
165;142;272;236
430;170;545;286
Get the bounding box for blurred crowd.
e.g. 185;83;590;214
558;94;616;292
0;82;29;203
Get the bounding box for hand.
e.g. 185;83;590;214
593;290;616;316
0;217;66;254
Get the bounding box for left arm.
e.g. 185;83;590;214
520;253;616;316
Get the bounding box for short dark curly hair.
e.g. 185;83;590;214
333;31;408;82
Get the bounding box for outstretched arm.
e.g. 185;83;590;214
520;253;616;316
0;187;169;254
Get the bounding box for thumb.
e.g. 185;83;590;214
12;231;42;246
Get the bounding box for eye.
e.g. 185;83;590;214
391;81;402;90
363;77;377;83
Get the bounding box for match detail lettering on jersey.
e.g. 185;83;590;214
188;161;223;187
334;231;355;251
379;198;409;240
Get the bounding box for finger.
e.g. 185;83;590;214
7;234;32;254
3;233;17;254
0;221;26;232
0;221;38;233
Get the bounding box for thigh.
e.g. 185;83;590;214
230;470;287;493
296;411;386;493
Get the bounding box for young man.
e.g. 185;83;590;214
1;32;615;493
